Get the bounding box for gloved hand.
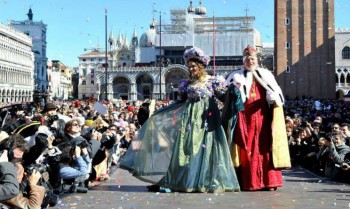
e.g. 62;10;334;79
266;91;277;104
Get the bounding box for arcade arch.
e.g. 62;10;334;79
164;68;189;100
136;74;153;100
112;77;130;100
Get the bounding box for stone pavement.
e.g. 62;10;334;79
57;166;350;209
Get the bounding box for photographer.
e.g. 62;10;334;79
0;135;29;164
41;103;66;143
137;101;150;126
118;126;132;154
2;163;45;209
54;119;92;192
317;131;350;181
340;153;350;181
0;136;26;203
340;123;350;146
0;135;46;209
57;142;90;193
81;124;102;163
0;158;19;202
101;125;120;167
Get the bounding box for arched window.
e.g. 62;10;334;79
342;46;350;59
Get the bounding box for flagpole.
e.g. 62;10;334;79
105;8;108;100
213;11;216;76
159;10;162;100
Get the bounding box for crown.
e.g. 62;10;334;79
243;45;257;57
183;47;210;66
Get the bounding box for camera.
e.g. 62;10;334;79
20;163;59;208
25;163;49;175
46;115;59;126
77;139;89;148
82;127;93;135
20;181;59;208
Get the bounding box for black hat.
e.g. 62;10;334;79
41;103;57;113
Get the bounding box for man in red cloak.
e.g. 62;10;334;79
223;46;290;191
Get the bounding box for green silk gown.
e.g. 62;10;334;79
120;75;240;193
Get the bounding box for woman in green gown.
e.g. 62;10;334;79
120;47;240;193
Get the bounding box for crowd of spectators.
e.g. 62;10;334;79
0;99;168;208
0;96;349;208
284;97;350;183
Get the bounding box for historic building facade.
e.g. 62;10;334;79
78;1;260;100
10;8;49;92
0;22;34;104
47;60;72;101
274;0;335;99
335;28;350;98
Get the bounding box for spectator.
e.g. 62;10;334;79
0;135;29;164
340;123;350;146
0;160;19;202
2;163;45;209
317;131;350;181
137;101;150;126
331;123;340;133
57;142;90;193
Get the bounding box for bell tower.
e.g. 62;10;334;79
274;0;335;99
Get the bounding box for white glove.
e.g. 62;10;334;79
266;91;277;104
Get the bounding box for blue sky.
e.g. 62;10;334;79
0;0;349;67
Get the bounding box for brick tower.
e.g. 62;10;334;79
274;0;335;99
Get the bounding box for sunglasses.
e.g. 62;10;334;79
72;123;80;127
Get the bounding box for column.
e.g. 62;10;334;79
107;82;113;100
129;83;136;101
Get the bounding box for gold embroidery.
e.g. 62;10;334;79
250;77;256;98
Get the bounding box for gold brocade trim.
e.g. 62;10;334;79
250;77;256;98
